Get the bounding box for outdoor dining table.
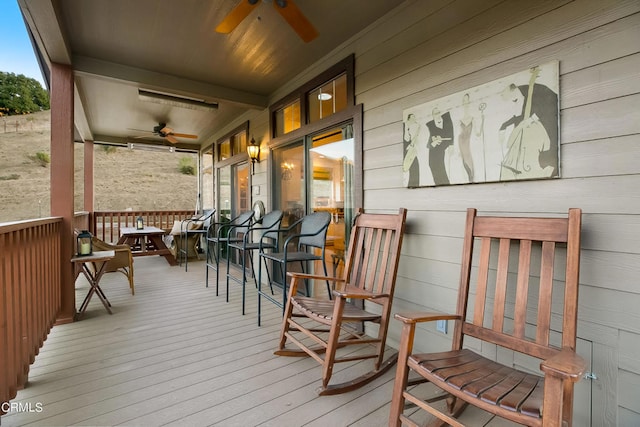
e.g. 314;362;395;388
117;226;177;266
72;250;115;319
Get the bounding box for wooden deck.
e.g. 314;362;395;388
2;256;508;427
1;256;399;426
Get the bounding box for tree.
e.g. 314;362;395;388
0;71;50;115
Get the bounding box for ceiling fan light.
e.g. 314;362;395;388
318;92;332;101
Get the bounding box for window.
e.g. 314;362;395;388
268;55;361;286
270;55;355;139
215;121;250;221
307;73;348;123
274;100;301;136
218;122;248;162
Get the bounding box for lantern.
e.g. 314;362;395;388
76;230;93;256
136;216;144;230
247;137;260;174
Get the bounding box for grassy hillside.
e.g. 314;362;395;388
0;111;197;223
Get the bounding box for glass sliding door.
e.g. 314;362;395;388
234;162;250;215
217;161;249;263
218;165;232;222
218;162;249;222
309;124;354;278
273;141;305;228
270;123;355;289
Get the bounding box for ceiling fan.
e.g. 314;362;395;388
216;0;318;43
133;123;198;144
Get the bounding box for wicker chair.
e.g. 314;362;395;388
89;236;135;295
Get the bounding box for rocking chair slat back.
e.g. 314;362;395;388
276;208;407;395
459;209;582;359
344;210;405;296
390;208;584;426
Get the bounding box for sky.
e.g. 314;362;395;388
0;0;46;87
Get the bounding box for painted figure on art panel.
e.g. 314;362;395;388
401;61;559;187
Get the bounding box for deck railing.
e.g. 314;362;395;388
1;218;62;414
92;210;195;243
0;210;195;413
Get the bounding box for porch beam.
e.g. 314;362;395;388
72;55;268;109
50;62;76;324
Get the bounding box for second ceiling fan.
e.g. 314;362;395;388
133;123;198;144
216;0;318;43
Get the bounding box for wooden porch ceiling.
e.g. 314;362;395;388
3;257;501;426
18;0;406;150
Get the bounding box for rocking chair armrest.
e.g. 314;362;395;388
332;284;388;300
287;271;345;284
540;347;587;382
287;272;344;298
394;312;461;325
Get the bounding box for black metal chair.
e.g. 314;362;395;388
226;210;283;314
178;209;215;272
257;211;331;326
205;210;254;296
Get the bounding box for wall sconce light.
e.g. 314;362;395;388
247;137;260;174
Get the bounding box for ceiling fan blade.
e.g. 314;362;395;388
215;0;258;34
165;135;179;144
160;126;173;135
171;132;198;139
273;0;318;43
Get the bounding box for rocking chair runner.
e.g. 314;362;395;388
276;208;407;395
389;208;585;427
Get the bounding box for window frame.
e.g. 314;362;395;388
216;121;250;166
269;54;355;138
267;53;362;214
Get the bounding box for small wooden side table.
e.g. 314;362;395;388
72;250;115;319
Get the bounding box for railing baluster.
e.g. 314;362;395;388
91;210;193;243
0;218;61;414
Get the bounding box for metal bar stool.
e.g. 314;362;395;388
205;211;253;295
257;211;331;326
226;210;283;314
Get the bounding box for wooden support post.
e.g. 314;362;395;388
50;62;75;324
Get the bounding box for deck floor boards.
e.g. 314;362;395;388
2;256;498;426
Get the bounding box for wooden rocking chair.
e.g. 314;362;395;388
389;208;585;426
276;208;407;395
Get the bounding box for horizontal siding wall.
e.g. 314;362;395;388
231;0;639;423
340;0;639;424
